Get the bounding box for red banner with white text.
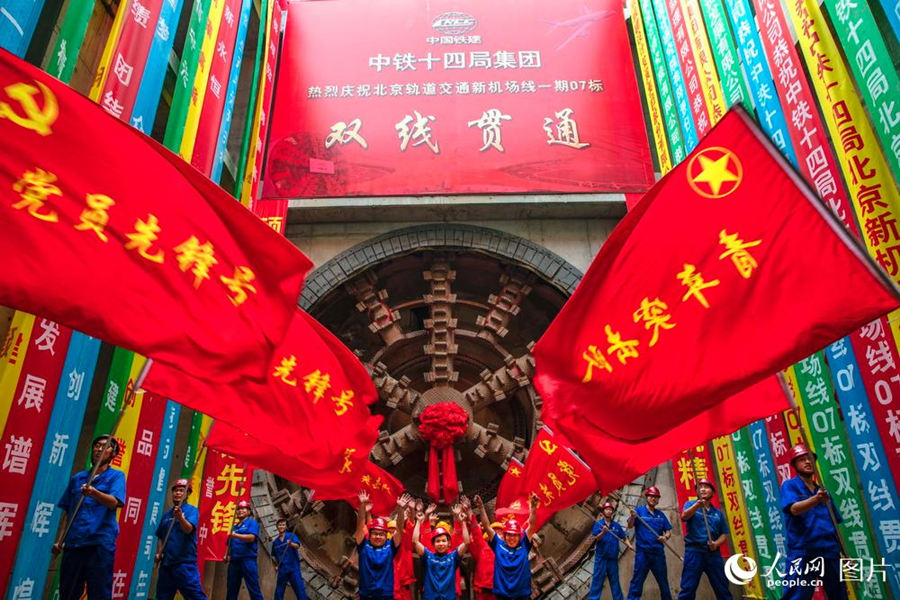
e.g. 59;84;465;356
197;449;251;562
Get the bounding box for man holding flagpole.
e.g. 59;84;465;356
677;479;731;599
626;487;673;600
226;500;265;600
272;518;308;600
587;501;632;600
154;478;207;600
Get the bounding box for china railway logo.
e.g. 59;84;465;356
432;12;477;35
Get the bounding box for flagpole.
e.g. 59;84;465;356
611;492;683;562
686;447;712;543
153;443;207;580
54;358;154;552
224;461;251;562
777;372;858;596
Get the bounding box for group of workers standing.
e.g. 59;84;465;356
49;434;847;600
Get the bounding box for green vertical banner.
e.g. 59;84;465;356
635;0;686;164
181;410;206;477
162;0;213;150
234;0;268;196
697;0;750;112
731;427;778;600
821;0;900;179
86;347;135;462
793;352;887;600
47;0;96;82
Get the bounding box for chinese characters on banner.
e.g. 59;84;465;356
197;448;251;561
262;0;653;197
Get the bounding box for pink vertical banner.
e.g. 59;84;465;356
0;321;72;593
99;0;165;120
660;0;711;136
763;413;793;485
110;392;167;599
190;0;244;173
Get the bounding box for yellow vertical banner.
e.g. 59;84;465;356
240;0;275;206
178;0;228;160
110;355;148;476
783;0;900;353
88;0;131;101
0;312;36;437
629;0;672;173
712;436;765;599
678;0;726;124
187;414;214;506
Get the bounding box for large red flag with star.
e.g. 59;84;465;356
0;48;312;382
534;108;900;492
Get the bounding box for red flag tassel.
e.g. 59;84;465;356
442;445;458;504
427;445;441;502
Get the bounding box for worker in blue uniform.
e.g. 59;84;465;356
475;493;539;600
587;501;633;600
272;518;308;600
780;444;847;600
226;499;264;600
677;478;731;599
626;486;673;600
53;435;126;600
154;478;207;600
355;489;404;600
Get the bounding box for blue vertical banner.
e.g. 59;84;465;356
210;0;252;183
129;400;180;599
5;333;101;600
748;420;787;576
130;0;187;132
642;0;699;151
0;0;45;56
877;0;900;43
825;338;900;597
721;0;797;163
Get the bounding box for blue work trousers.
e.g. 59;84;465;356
60;545;115;600
227;556;264;600
588;557;623;600
156;562;208;600
627;550;672;600
275;567;309;600
677;550;731;599
781;556;848;600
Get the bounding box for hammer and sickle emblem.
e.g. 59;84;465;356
0;81;59;136
539;440;558;455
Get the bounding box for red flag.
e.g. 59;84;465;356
196;449;252;562
534;108;898;484
0;48;312;382
144;307;382;457
495;427;595;530
496;457;526;512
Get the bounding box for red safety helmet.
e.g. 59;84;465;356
644;486;661;497
696;478;716;491
237;500;251;509
502;520;523;536
788;444;815;463
368;517;389;533
601;502;615;511
171;478;192;492
431;526;451;542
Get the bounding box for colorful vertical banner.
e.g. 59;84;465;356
654;0;712;137
763;412;793;485
793;353;887;599
629;0;672;173
252;198;288;234
0;0;45;56
178;0;227;160
47;0;96;82
675;0;726;125
190;0;245;173
89;348;137;460
878;0;900;42
130;0;186;133
88;0;130;101
671;445;715;534
210;0;253;183
196;448;250;561
5;333;101;600
0;322;73;593
162;0;213;150
721;0;796;162
731;427;779;599
129;400;180;599
752;0;857;238
183;413;213;506
111;391;167;599
240;0;281;206
851;320;900;493
633;0;685;163
824;339;900;597
821;0;900;178
233;0;268;195
697;0;749;111
0;312;35;435
97;0;164;120
748;420;787;579
712;435;765;598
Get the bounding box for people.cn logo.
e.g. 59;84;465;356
431;12;477;35
724;553;758;586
